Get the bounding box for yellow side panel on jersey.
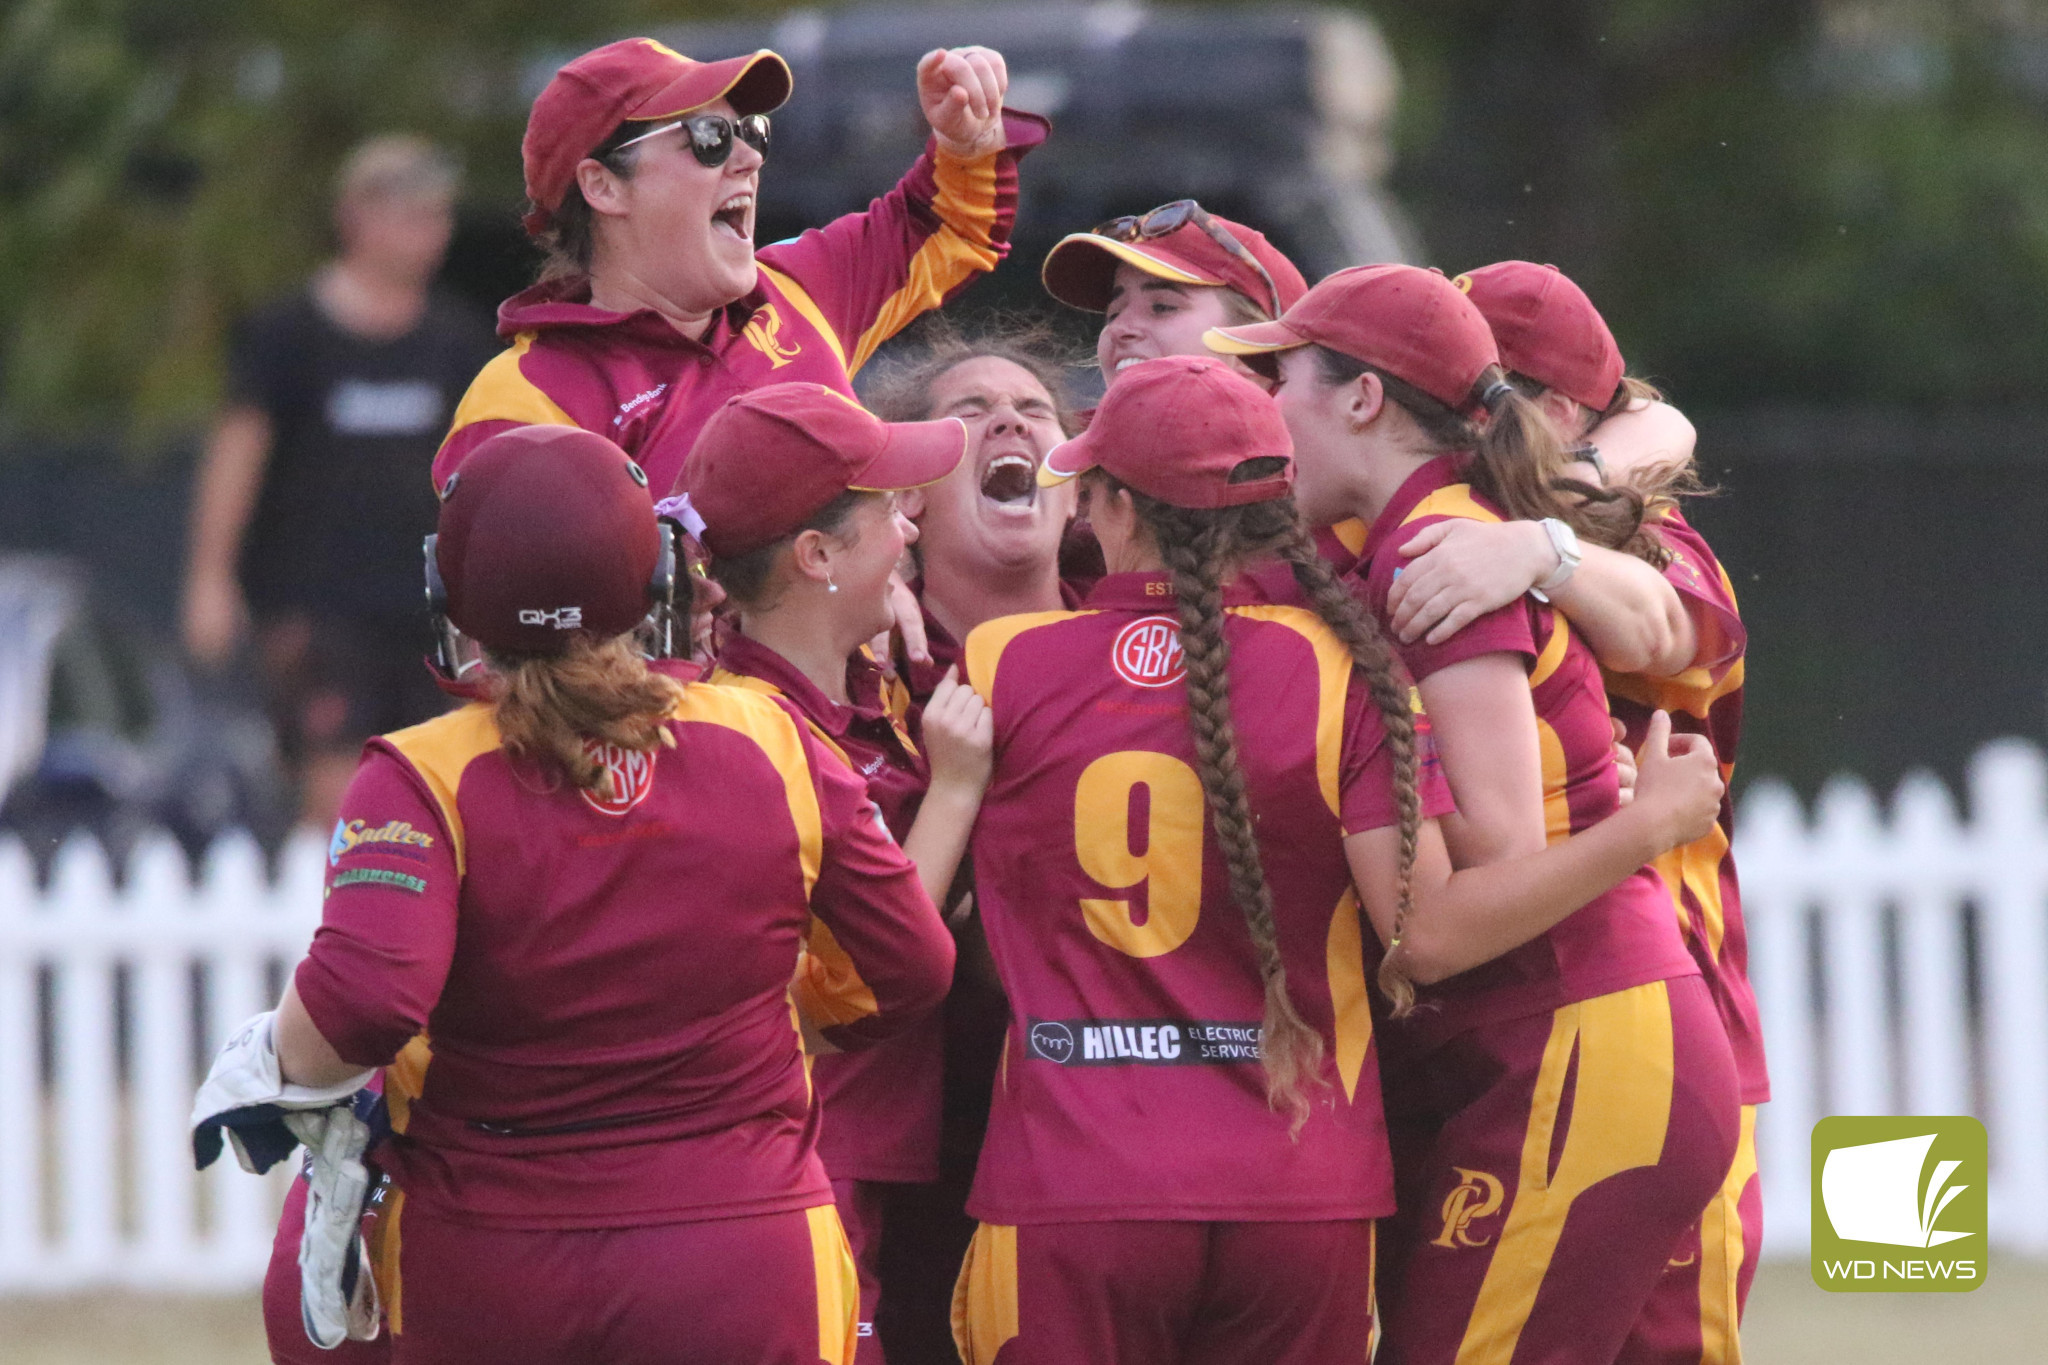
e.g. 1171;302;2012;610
1534;719;1571;847
952;1222;1021;1365
375;1188;406;1336
1606;655;1745;724
1528;615;1572;690
382;1034;434;1136
792;916;881;1027
851;149;1004;372
1325;887;1373;1103
1652;821;1732;957
381;703;501;876
963;610;1095;703
1227;605;1353;818
807;1203;861;1365
441;332;578;448
1454;981;1676;1365
1402;484;1503;528
1698;1104;1758;1365
678;684;824;898
756;265;851;373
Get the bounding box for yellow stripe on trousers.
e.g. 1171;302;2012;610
808;1204;860;1365
1698;1104;1758;1365
1454;980;1676;1365
951;1222;1021;1365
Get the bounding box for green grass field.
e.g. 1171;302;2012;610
3;1261;2043;1363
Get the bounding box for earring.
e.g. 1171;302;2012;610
826;575;839;594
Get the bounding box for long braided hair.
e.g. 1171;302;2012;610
1091;463;1428;1129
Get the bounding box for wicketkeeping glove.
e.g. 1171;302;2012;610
290;1099;384;1347
190;1011;375;1174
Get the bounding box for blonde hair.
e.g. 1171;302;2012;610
335;135;459;207
488;635;682;799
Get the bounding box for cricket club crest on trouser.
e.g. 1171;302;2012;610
580;739;657;816
1432;1167;1505;1248
741;301;803;368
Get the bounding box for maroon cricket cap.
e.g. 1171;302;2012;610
435;425;661;655
1037;356;1293;509
522;37;792;234
1206;263;1502;413
1041;211;1308;317
681;383;968;559
1455;261;1624;412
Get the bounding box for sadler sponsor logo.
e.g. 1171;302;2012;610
1110;615;1186;689
329;818;436;866
581;739;657;816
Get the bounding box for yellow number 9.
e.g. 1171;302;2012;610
1073;751;1206;957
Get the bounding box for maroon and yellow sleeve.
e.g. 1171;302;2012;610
755;110;1049;377
1363;495;1539;682
430;332;596;490
293;748;463;1067
795;718;954;1048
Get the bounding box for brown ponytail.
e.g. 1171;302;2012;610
489;634;683;798
1313;348;1655;561
1097;465;1429;1123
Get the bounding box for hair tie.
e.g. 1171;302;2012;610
1479;378;1516;414
653;493;707;539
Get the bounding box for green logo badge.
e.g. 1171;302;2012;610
1811;1116;1987;1292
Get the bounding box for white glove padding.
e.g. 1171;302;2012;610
290;1104;382;1348
191;1011;376;1173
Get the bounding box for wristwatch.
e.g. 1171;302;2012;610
1531;518;1581;603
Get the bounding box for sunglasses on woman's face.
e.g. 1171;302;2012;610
614;113;772;168
1093;200;1282;320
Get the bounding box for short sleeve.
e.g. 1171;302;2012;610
293;746;462;1067
1651;509;1746;678
1358;515;1540;682
1337;670;1458;836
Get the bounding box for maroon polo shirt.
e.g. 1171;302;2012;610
960;571;1453;1224
294;685;953;1229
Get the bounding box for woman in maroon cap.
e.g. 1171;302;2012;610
432;36;1048;511
1040;201;1309;390
678;383;992;1364
244;423;953;1364
1209;269;1741;1365
1434;262;1764;1365
950;357;1723;1365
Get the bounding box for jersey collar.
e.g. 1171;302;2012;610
1082;569;1281;611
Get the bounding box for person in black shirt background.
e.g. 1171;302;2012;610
180;136;495;832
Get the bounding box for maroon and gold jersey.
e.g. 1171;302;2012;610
961;572;1454;1224
897;575;1085;706
432;115;1047;497
1352;455;1698;1049
711;634;946;1183
294;685;953;1230
1605;508;1767;1103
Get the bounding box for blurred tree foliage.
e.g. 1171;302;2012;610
1362;0;2048;406
0;0;792;448
8;0;2048;442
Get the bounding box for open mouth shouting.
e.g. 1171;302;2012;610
980;450;1039;514
712;190;754;244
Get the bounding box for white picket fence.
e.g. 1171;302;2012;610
2;742;2047;1292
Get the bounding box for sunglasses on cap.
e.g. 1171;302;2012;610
1093;200;1282;320
612;112;771;168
